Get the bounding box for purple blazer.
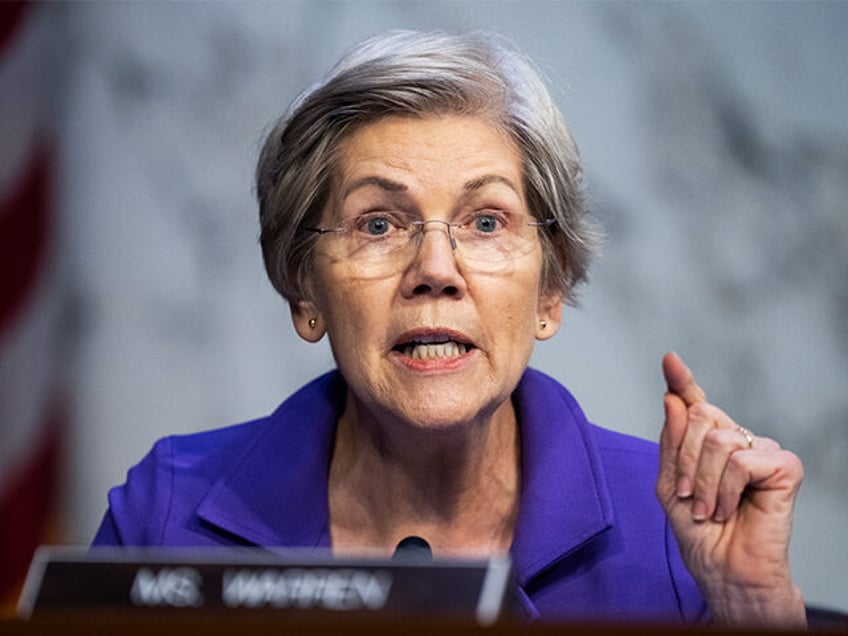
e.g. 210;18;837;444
93;368;708;624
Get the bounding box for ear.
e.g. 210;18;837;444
290;298;326;343
535;288;564;341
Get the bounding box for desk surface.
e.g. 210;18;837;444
0;612;829;636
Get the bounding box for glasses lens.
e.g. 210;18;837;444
452;211;541;265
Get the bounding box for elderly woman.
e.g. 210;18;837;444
94;31;806;627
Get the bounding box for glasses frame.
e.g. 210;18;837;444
303;213;555;259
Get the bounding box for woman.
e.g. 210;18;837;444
94;31;806;627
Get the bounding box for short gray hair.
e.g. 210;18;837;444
256;30;601;305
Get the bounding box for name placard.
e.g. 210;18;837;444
19;547;512;625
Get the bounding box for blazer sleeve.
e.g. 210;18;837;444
91;437;176;546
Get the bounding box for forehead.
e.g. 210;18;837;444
334;115;524;193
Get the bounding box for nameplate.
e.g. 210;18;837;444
19;547;512;625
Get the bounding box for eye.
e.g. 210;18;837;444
475;214;498;233
351;211;409;237
366;216;390;236
470;212;506;234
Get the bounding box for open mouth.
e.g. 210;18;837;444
393;333;475;361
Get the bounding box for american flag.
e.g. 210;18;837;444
0;0;64;613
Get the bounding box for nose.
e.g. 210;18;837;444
400;223;467;299
415;219;458;250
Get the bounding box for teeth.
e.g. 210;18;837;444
403;341;468;360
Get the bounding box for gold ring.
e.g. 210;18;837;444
737;426;754;449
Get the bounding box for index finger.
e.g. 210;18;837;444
662;351;707;406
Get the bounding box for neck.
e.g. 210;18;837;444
328;390;521;557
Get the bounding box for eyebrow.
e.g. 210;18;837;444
342;176;407;199
342;174;519;199
463;174;520;194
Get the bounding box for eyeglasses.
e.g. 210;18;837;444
304;210;554;275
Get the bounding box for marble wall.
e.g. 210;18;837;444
46;1;846;611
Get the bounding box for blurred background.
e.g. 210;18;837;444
1;0;846;614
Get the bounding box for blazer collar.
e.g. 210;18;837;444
195;372;346;550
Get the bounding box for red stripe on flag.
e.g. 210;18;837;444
0;403;63;603
0;149;51;335
0;1;30;56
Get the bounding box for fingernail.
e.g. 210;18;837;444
676;475;693;498
692;499;708;521
713;505;727;523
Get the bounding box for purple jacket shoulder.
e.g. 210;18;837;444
93;419;268;546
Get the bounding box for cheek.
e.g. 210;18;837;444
318;275;392;347
507;263;545;324
480;281;540;344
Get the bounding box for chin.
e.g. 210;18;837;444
391;399;503;434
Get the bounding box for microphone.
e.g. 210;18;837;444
392;535;432;563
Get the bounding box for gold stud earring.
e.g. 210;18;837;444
308;318;317;329
539;319;547;329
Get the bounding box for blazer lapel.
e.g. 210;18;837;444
510;369;615;586
195;372;346;549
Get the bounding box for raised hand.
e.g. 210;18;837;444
656;352;806;628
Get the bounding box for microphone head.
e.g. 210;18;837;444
392;535;432;563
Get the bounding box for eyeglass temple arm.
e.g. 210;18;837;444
303;226;347;234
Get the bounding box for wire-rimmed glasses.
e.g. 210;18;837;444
304;209;554;276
